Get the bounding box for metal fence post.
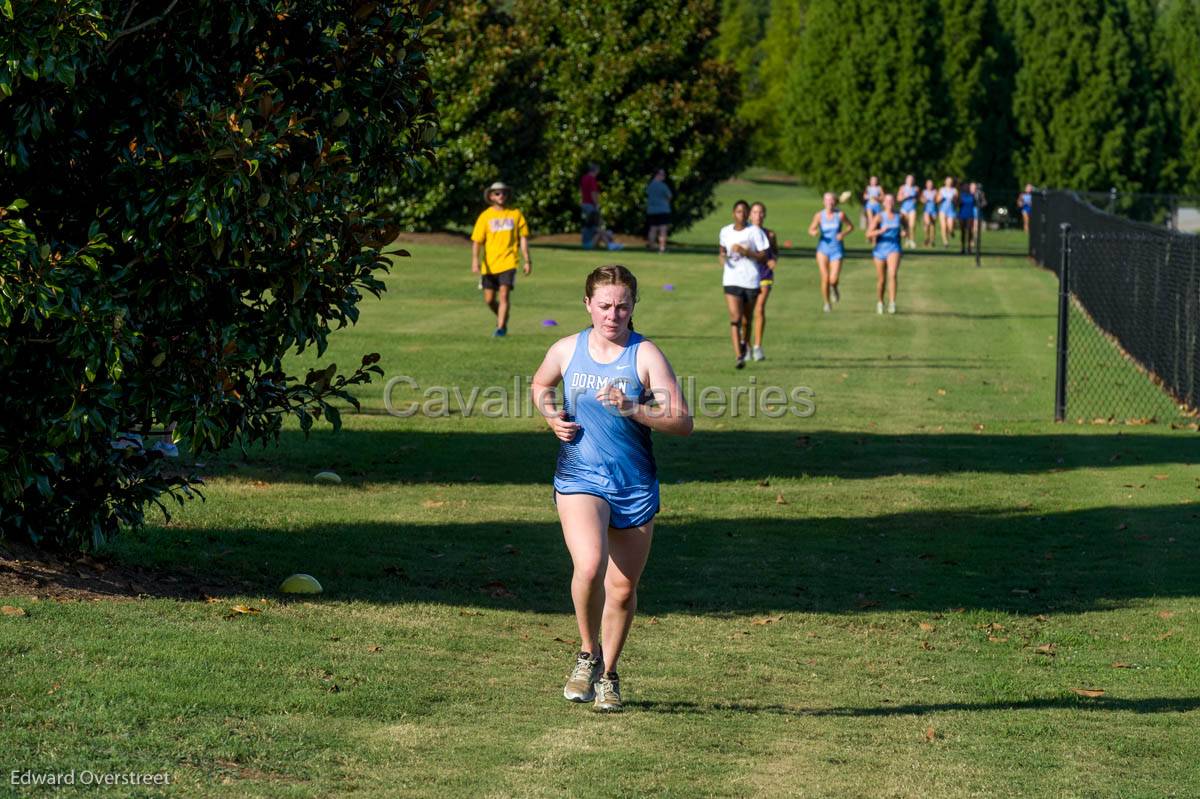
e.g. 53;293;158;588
1054;223;1072;421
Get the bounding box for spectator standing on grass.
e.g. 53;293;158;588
470;182;531;338
959;181;979;255
581;164;602;249
645;169;672;253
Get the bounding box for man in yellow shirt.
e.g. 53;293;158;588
471;182;532;337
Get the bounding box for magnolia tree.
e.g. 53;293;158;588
0;1;440;548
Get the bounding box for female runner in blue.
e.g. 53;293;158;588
897;174;919;249
862;175;884;228
866;194;907;314
1018;183;1033;234
937;176;958;248
959;181;979;254
921;179;938;247
807;191;854;312
531;264;693;712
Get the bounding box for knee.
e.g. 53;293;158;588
573;562;605;589
605;577;636;607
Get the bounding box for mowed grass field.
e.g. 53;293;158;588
4;173;1199;798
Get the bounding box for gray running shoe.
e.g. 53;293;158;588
593;672;623;712
563;652;602;702
751;345;765;361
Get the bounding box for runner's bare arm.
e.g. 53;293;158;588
632;340;692;436
531;335;580;442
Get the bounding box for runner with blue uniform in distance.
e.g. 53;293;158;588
866;194;906;315
1019;183;1033;234
897;174;919;249
863;175;884;228
807;192;854;313
937;176;958;248
921;179;938;247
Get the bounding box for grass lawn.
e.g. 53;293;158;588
3;175;1199;798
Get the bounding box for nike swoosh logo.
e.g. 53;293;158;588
616;365;630;371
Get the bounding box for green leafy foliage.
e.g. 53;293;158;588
397;0;747;234
938;0;1017;190
0;1;439;549
1007;0;1168;191
736;0;806;168
781;0;946;192
1159;0;1200;193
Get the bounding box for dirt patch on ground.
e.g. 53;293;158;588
0;538;252;603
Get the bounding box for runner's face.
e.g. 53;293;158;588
491;190;508;207
733;204;748;226
585;285;634;339
749;205;765;227
823;193;835;210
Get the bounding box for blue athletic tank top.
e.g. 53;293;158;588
819;211;841;245
555;328;656;490
898;185;916;202
960;191;976;217
1020;192;1032;210
877;211;901;247
866;185;881;200
923;188;937;210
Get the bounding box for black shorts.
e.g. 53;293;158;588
724;285;760;303
481;270;516;291
646;212;670;227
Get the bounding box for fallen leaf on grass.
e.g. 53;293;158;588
988;636;1010;643
1157;629;1178;641
552;637;576;645
367;645;382;653
752;615;784;626
731;630;751;638
936;388;947;396
1152;474;1170;481
459;609;483;617
422;500;446;509
1156;610;1175;620
1035;643;1057;656
1071;687;1105;698
920;641;934;651
1035;614;1050;622
225;604;261;618
775;493;788;505
919;622;935;632
1;605;26;617
925;727;936;742
1111;662;1135;669
644;616;660;625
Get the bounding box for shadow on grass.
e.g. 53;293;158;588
211;429;1200;486
122;502;1200;613
627;696;1200;716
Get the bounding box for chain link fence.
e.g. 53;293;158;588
1030;191;1200;424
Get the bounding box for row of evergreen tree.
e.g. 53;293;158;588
719;0;1200;196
